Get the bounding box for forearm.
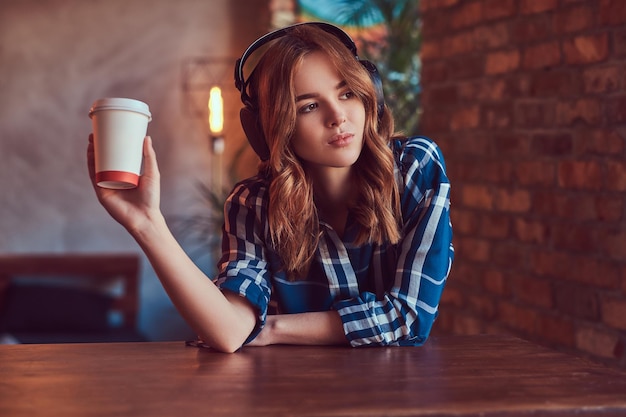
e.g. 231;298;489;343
130;212;256;353
260;311;348;346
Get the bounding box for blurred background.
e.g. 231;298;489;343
1;0;625;369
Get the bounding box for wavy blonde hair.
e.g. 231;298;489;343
247;25;402;280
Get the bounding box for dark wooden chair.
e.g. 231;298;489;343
0;253;145;343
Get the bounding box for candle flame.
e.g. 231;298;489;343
208;86;223;134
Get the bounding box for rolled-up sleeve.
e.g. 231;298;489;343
214;178;273;344
334;137;454;346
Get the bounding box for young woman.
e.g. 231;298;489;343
87;23;453;353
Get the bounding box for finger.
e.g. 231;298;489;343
87;134;96;182
142;136;160;179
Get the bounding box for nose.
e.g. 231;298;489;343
327;102;346;128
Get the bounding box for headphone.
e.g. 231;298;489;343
234;22;385;161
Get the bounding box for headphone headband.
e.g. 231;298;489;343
234;22;359;106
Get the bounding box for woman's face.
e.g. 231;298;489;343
290;51;366;173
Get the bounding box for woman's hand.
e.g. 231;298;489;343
87;134;161;235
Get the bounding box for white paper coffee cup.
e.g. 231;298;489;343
89;98;152;189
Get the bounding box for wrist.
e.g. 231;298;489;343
127;209;167;242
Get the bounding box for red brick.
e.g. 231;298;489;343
492;242;529;270
557;160;603;189
420;40;442;61
533;192;620;223
593;195;624;222
450;105;480;130
554;282;599;320
480;212;511;239
451;314;487;335
514;160;556;186
575;324;621;359
451;1;482;29
440;286;465;308
448;55;486;80
493;132;531;156
605;95;626;124
497;301;538;335
448;160;483;183
512;15;553;43
494;188;532;213
545;193;624;223
451;209;481;235
599;0;626;26
456;236;492;262
602;297;626;330
513;218;549;244
555;99;602;126
421;8;454;38
529;69;583;97
467;293;497;319
442;32;475;57
447;133;493;157
563;33;609;65
523;41;561;69
551;223;598;252
482;160;515;185
568;256;620;289
575;128;625;156
553;4;595;33
603;230;626;261
537;314;575;347
530;249;571;279
532;191;574;219
473;23;510;50
482;0;516;21
511;275;553;308
420;0;460;13
613;27;626;57
424;85;458;107
420;110;451;134
520;0;559;15
482;269;510;296
420;61;449;84
458;79;507;101
515;100;556;128
482;103;512;129
606;161;626;191
448;264;478;287
583;65;621;93
486;49;520;74
532;132;574;156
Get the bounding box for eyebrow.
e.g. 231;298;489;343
295;80;348;102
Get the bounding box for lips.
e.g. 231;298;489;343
328;132;354;147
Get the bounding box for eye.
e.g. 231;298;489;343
298;102;318;114
340;90;356;100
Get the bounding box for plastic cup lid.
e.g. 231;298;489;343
89;97;152;120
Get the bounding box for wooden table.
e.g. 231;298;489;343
1;335;625;416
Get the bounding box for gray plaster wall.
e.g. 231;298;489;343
0;0;268;340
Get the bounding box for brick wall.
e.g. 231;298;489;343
419;0;626;368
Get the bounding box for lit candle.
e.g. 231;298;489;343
208;86;224;135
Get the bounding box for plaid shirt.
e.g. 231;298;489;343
216;136;453;347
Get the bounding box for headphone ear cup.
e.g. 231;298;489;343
240;106;271;161
360;59;385;118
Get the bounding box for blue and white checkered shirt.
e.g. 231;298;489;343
215;136;453;347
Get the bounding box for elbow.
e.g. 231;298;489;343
197;332;245;354
215;342;243;354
